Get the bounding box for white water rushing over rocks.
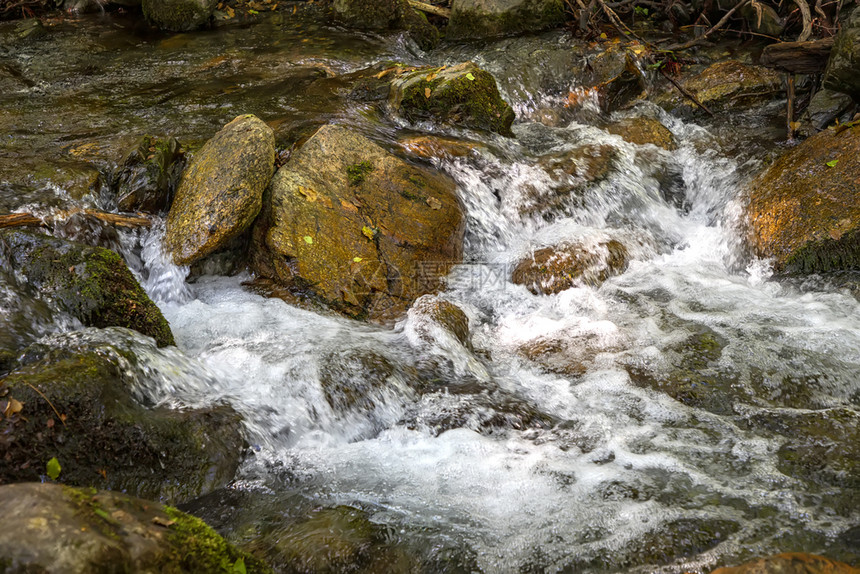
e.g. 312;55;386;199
118;109;860;572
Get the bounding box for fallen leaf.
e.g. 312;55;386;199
826;159;839;167
46;457;61;480
341;200;359;212
353;257;363;262
427;197;442;210
303;236;313;245
233;557;247;574
465;72;475;81
424;87;431;99
3;398;23;418
152;516;176;528
362;226;375;240
46;418;55;429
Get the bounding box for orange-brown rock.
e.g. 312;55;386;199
658;61;782;112
746;126;860;273
399;135;483;159
253;124;464;323
512;239;629;295
711;553;860;574
606;117;677;151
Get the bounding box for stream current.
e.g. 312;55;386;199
1;9;859;573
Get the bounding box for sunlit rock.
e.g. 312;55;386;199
746;126;860;273
407;295;471;348
253;124;464;323
512;239;629;295
656;61;782;113
0;229;174;347
0;483;269;573
605;116;677;150
165;114;274;266
446;0;566;40
711;553;860;574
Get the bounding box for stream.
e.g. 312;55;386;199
1;8;859;573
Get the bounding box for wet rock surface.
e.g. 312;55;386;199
512;239;629;295
446;0;566;40
112;135;185;214
0;339;245;504
0;229;174;347
605;116;677;150
746;126;860;273
823;5;860;101
0;483;270;573
657;61;782;113
165;114;275;266
712;553;860;574
254;124;464;322
142;0;217;31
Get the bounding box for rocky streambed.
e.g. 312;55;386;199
1;3;859;573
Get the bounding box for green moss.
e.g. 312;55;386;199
346;161;374;186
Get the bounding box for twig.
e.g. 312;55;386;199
659;67;714;115
26;383;66;427
407;0;450;18
595;0;658;49
786;74;796;139
793;0;813;40
665;0;753;50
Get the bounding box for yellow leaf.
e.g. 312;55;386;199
46;457;61;480
424;87;431;99
303;236;313;244
362;226;375;240
427;197;442;210
3;397;23;418
353;257;362;262
599;32;607;39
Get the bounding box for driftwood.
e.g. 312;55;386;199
760;37;835;74
407;0;450;18
0;208;152;230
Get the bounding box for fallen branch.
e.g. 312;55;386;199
659;67;714;115
793;0;813;41
0;208;152;230
407;0;450;18
665;0;752;50
760;36;835;74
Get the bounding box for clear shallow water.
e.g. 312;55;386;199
3;12;859;573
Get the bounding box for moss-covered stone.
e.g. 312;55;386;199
0;483;271;573
512;239;629;295
823;4;860;101
389;62;515;136
165;114;275;266
332;0;439;50
112;135;185;214
0;346;245;504
746;126;860;274
142;0;217;31
0;229;174;347
252;124;464;323
446;0;566;40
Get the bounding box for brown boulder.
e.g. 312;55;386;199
711;553;860;574
746;126;860;273
512;239;629;295
658;61;782;113
165;114;275;266
254;124;464;322
605;117;677;150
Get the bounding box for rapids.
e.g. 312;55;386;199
1;9;858;573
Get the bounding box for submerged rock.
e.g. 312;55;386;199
142;0;218;31
605;116;677;150
512;239;629;295
112;135;185;214
446;0;566;40
746;126;860;273
823;5;860;101
0;483;270;573
407;295;471;348
0;229;174;347
253;124;464;322
657;61;782;113
389;62;515;136
711;553;860;574
0;345;245;504
165;114;275;266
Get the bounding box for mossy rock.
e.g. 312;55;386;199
446;0;566;40
253;124;464;323
712;553;860;574
657;61;782;113
165;114;275;266
0;344;245;504
823;5;860;101
512;239;629;295
0;229;174;347
332;0;439;50
142;0;218;31
746;126;860;274
0;483;271;573
112;135;185;214
389;62;515;136
605;117;677;150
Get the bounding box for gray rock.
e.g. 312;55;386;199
803;89;855;133
332;0;439;50
142;0;217;32
446;0;566;40
165;114;274;266
823;5;860;101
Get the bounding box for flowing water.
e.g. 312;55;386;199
1;9;859;573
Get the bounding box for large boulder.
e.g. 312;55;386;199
0;483;270;573
823;5;860;101
657;61;782;113
332;0;439;50
511;239;629;295
142;0;217;31
711;553;860;574
165;114;275;266
746;126;860;273
0;229;174;347
253;124;464;322
389;62;516;136
446;0;566;40
0;341;245;504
